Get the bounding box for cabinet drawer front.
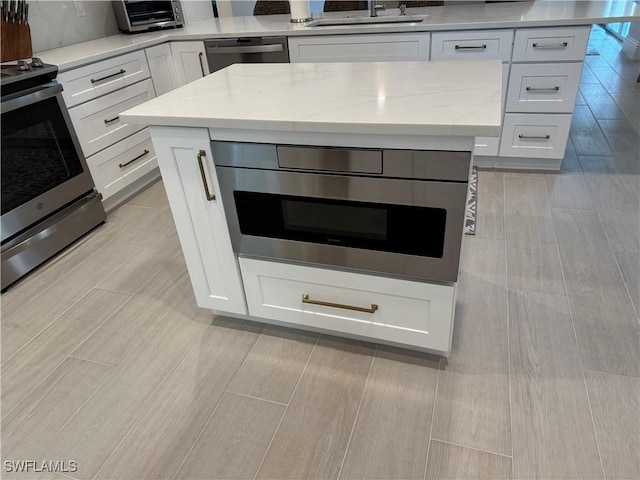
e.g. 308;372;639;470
506;63;581;113
499;113;571;159
288;33;430;63
512;26;590;62
69;79;156;158
431;29;513;62
86;129;157;200
58;50;150;108
240;257;455;353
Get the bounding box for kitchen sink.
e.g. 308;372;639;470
306;16;424;27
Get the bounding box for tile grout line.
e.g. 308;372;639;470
336;344;378;480
251;335;320;480
429;437;514;459
583;368;640;381
422;356;441;480
169;323;267;480
543;173;607;480
67;355;117;369
227;391;288;407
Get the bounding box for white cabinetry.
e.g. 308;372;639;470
149;127;247;315
145;43;180;95
288;33;430;63
59;52;159;206
170;41;210;86
241;257;455;352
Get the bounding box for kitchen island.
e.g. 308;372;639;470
120;60;501;355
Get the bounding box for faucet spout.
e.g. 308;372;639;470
370;0;386;17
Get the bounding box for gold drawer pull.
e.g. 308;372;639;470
302;294;378;314
104;115;120;124
526;86;560;91
197;149;215;201
454;44;487;50
91;69;126;83
532;41;568;48
519;134;550;140
119;149;149;168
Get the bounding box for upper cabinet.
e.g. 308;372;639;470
170;41;210;86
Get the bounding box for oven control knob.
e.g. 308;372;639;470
31;57;44;68
17;60;30;71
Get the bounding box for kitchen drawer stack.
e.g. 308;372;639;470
58;50;158;206
499;26;588;169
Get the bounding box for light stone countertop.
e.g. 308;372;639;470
36;1;639;72
119;60;502;138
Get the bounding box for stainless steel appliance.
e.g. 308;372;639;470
1;60;106;291
204;37;289;73
112;0;183;33
214;142;471;283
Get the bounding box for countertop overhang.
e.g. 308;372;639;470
37;0;640;72
120;61;502;138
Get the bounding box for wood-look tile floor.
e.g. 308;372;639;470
2;25;638;480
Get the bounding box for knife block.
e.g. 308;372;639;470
1;19;32;62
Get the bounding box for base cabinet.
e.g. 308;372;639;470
240;257;456;353
150;127;246;314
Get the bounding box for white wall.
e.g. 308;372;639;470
182;0;215;24
227;0;325;17
30;0;119;53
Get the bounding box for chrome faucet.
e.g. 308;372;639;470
370;0;386;17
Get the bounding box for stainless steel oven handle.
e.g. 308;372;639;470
1;81;62;113
302;294;378;314
197;149;216;201
207;44;284;54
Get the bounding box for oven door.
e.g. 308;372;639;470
1;82;96;243
216;167;468;283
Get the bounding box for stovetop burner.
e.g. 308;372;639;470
1;58;58;96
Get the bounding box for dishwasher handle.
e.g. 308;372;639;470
206;44;284;54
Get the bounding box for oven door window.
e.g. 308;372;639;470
1;96;85;215
234;191;447;258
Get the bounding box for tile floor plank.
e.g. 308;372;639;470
614;250;640;315
432;237;511;456
475;170;505;240
552;208;640;378
124;180;168;208
227;326;318;404
425;440;512;480
339;346;439;480
584;370;640;480
570;106;614;157
544;142;594;211
578;83;627;120
1;289;129;418
509;289;603;479
94;318;263;480
255;337;375;480
1;357;113;463
174;393;285;480
504;174;565;295
1;240;142;363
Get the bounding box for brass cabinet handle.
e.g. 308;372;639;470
301;294;378;314
119;149;149;168
91;69;126;83
196;149;215;201
519;134;550;140
104;115;120;124
198;52;206;77
454;44;487;50
526;86;560;91
532;41;568;48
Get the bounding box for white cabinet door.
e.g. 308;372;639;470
145;43;180;95
288;33;430;63
170;41;210;86
150;127;247;315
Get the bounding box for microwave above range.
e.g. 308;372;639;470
112;0;184;33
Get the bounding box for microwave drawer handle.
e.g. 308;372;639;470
519;134;550;140
454;44;487;50
532;41;568;49
196;149;215;201
208;44;284;54
526;86;560;91
302;294;378;314
91;69;126;84
119;149;149;168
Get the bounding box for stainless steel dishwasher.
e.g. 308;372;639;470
204;37;289;73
